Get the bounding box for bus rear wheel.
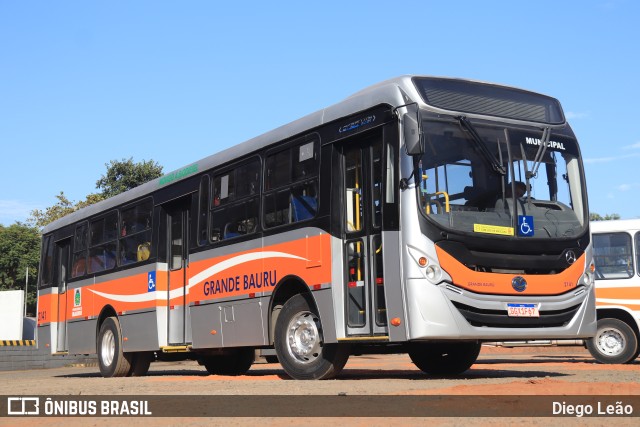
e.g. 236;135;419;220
202;348;255;376
274;294;349;380
409;341;481;375
586;318;639;364
97;317;134;378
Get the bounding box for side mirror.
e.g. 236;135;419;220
403;104;423;155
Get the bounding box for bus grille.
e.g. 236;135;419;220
452;302;581;328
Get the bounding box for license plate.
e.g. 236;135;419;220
507;303;539;317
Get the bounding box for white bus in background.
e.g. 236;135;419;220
588;219;640;363
494;219;640;364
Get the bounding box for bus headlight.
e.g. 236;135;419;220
583;262;595;286
406;245;447;284
425;265;440;281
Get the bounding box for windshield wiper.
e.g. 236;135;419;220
458;116;506;175
527;127;551;180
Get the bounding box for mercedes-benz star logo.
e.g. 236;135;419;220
512;276;527;292
565;250;577;265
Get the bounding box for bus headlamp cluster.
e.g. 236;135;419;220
406;245;443;284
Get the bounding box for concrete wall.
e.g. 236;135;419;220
0;290;24;340
0;341;97;371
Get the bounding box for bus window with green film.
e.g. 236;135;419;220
418;117;586;238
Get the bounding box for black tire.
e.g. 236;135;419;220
97;317;134;378
409;341;481;375
274;294;349;380
586;318;639;364
130;352;154;377
202;347;254;375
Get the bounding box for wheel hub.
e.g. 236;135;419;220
598;329;624;356
287;312;322;363
101;329;115;366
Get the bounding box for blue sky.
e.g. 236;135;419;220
1;0;639;225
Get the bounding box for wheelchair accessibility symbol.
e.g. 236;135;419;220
518;215;534;237
148;271;156;292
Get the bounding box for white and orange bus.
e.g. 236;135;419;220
37;76;596;379
588;219;640;363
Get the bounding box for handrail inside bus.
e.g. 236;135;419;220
424;191;450;214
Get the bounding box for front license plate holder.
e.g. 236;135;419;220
507;303;540;317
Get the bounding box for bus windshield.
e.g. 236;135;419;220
418;116;586;239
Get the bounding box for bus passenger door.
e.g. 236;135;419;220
54;238;71;353
342;136;388;337
164;198;191;345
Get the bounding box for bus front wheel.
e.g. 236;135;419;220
97;316;134;378
274;294;349;380
586;318;639;364
409;341;481;375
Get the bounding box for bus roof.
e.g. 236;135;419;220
590;219;640;233
42;75;557;234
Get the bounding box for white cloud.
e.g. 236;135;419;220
0;200;40;225
565;111;588;120
622;141;640;150
617;183;640;192
584;152;640;164
584;156;617;164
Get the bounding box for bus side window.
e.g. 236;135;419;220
211;158;260;242
88;213;118;274
119;199;153;266
635;232;640;278
264;138;318;228
39;235;54;289
593;232;633;279
71;222;88;278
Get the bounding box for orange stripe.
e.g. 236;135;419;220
38;234;333;321
595;287;640;300
436;246;585;295
596;302;640;311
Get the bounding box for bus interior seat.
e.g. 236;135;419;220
464;185;498;210
291;195;317;222
224;223;240;239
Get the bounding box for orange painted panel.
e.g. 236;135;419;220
436;246;585;295
39;233;334;321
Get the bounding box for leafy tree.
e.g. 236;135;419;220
0;223;40;316
28;158;162;229
28;192;105;229
590;213;621;221
14;158;164;317
96;158;163;198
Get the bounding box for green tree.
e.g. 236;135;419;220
28;191;105;229
0;223;40;316
96;158;163;198
28;158;163;229
17;158;164;317
590;213;621;221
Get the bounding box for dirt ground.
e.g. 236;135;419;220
1;345;638;426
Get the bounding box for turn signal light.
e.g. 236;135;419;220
418;257;428;267
391;317;402;327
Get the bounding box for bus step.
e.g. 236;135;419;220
161;345;191;353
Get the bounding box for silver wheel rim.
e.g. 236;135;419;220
286;311;322;363
596;328;625;356
101;329;116;366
